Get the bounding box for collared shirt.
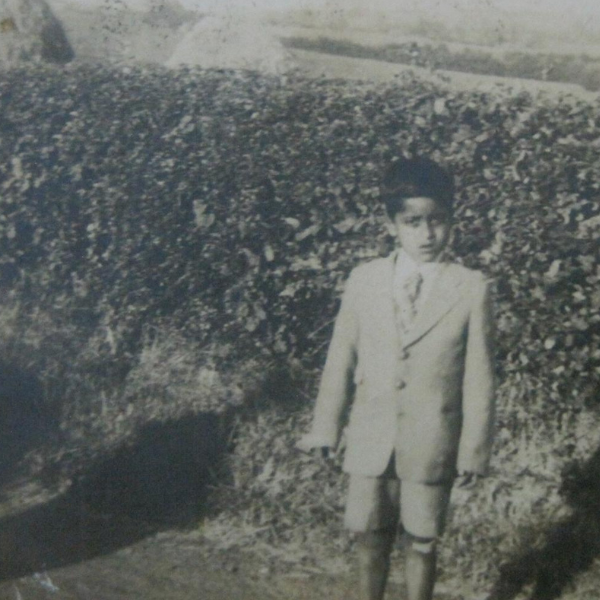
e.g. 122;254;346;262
393;249;442;314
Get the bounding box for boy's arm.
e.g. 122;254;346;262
457;274;496;476
297;270;360;452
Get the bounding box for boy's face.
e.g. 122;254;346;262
390;196;451;264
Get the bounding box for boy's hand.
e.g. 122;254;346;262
296;433;335;458
319;447;332;459
456;471;483;489
306;446;334;459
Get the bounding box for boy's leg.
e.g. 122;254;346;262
356;529;395;600
405;536;437;600
345;464;400;600
400;481;452;600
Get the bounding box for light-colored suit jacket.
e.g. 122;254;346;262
302;252;496;484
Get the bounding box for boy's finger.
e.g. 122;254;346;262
457;473;475;488
458;473;485;489
295;439;313;454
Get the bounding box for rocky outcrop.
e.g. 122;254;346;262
166;12;291;75
0;0;73;67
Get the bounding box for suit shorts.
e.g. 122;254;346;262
344;454;452;539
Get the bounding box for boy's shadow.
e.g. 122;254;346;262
489;443;600;600
0;361;56;484
0;413;229;582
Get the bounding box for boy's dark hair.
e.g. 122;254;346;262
381;157;454;218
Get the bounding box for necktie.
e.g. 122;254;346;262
397;271;423;334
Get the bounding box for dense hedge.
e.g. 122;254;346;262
2;64;600;388
2;61;600;441
2;62;600;594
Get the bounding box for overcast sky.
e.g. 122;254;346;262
61;0;600;14
51;0;600;38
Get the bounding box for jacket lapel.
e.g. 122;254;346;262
401;263;464;349
376;253;397;336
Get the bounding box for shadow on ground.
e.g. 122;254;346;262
489;443;600;600
0;412;228;582
0;361;57;485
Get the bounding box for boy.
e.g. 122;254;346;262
298;157;496;600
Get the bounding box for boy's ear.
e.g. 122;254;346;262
385;217;397;238
445;220;455;247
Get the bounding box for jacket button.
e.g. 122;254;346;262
396;379;406;390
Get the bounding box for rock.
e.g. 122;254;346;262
165;11;291;75
0;0;74;67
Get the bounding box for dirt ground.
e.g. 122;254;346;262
0;491;405;600
1;472;599;600
288;48;600;103
0;428;372;600
0;531;358;600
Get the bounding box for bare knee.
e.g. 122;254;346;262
406;534;437;556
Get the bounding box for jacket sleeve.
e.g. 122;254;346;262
457;274;496;475
297;269;360;451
